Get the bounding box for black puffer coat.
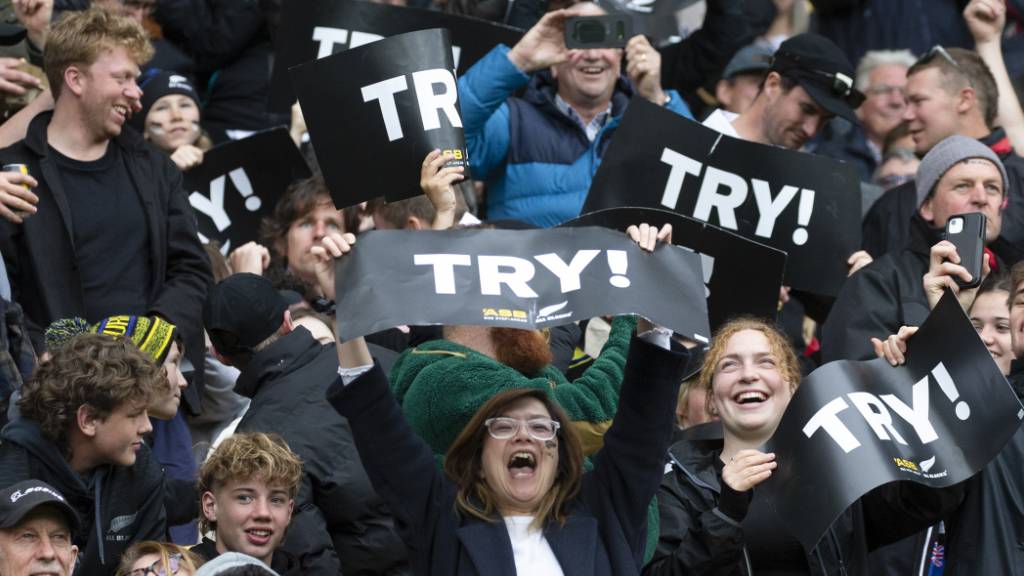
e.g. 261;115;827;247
234;327;410;575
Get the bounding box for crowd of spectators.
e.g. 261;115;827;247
0;0;1019;575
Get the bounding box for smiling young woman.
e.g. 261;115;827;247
646;317;966;576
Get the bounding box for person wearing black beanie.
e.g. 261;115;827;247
133;69;209;171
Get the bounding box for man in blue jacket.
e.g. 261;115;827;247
459;2;692;228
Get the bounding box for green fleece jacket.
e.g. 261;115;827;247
389;316;636;457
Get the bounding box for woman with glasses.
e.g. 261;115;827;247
317;224;690;575
116;541;204;576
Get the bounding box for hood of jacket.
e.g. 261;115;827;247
234;327;325;399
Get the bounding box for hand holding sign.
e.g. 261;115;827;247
420;149;464;230
625;222;672;252
871;325;919;367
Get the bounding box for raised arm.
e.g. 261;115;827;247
313;231;453;547
965;0;1024;151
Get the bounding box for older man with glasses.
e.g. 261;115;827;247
813;49;916;183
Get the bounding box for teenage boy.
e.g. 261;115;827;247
0;333;167;576
194;432;303;576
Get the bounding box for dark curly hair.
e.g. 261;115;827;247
18;333;160;456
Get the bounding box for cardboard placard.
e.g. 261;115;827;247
334;227;710;342
562;206;785;330
184;127;311;251
290;28;469;209
271;0;522;108
582;99;862;296
761;291;1023;550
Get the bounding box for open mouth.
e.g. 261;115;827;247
113;104;130;122
245;528;273;546
733;391;768;405
579;66;605;76
508;451;537;479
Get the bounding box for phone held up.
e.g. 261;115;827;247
564;15;634;49
944;212;986;289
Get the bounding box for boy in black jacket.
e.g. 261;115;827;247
0;334;167;576
193;432;303;576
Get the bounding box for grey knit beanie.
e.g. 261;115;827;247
916;135;1008;206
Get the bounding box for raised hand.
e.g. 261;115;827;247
309;232;357;302
722;449;777;492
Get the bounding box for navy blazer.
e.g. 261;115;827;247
327;336;688;576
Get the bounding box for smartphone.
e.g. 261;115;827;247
944;212;986;289
565;15;633;49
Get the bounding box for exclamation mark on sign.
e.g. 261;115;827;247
932;362;971;420
229;168;262;211
607;250;630;288
791;189;815;246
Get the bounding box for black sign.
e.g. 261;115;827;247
271;0;522;108
562;207;785;330
582;99;861;296
290;28;469;209
761;291;1023;551
334;227;710;342
184;128;311;251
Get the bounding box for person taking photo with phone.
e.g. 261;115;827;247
457;2;692;228
823;134;1008;362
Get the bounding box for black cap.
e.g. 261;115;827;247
770;33;864;124
0;24;26;47
0;481;79;532
131;69;200;131
205;273;288;357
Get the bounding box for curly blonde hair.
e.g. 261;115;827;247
198;433;303;533
44;8;153;98
698;317;801;418
18;334;160;457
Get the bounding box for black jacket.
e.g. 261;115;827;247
860;129;1024;266
191;536;301;575
328;336;689;576
0;418;167;576
234;327;409;575
942;361;1024;574
0;112;212;414
646;428;965;576
155;0;287;141
659;0;755;113
822;214;939;362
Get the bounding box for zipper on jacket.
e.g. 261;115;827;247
827;527;848;576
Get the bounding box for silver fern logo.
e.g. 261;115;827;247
108;512;137;534
536;301;572;322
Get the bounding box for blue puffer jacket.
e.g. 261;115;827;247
459;45;692;228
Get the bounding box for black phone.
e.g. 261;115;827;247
564;15;633;49
944;212;986;289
